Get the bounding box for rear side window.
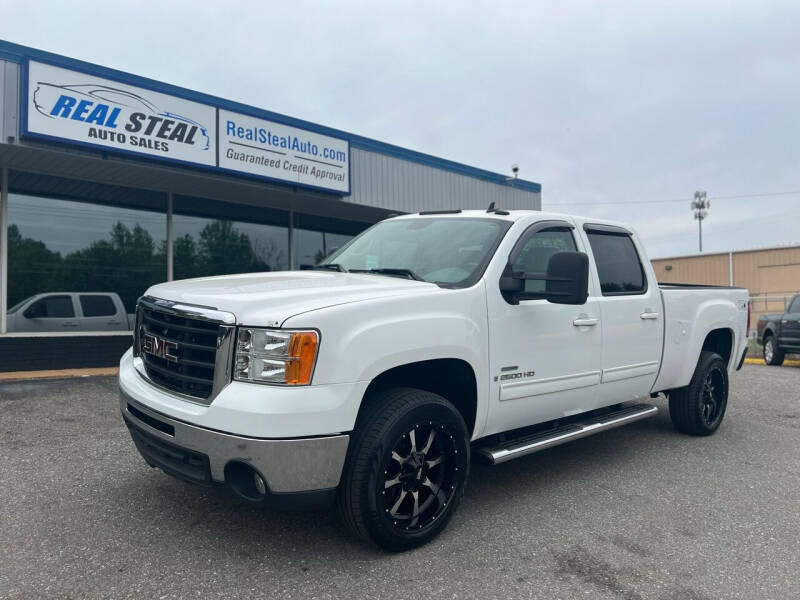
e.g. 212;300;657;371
586;232;646;295
80;295;117;317
789;296;800;314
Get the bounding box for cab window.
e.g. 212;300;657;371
26;295;75;318
80;295;117;318
511;228;577;294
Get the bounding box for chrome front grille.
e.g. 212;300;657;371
134;297;235;403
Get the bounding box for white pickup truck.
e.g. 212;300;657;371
119;209;749;551
7;292;134;332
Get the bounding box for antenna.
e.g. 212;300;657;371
486;202;496;213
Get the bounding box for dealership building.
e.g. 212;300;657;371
0;40;541;370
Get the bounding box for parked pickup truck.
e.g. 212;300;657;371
6;292;134;333
757;293;800;365
119;209;750;551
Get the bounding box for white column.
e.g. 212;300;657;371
166;192;174;281
0;167;8;335
728;251;733;286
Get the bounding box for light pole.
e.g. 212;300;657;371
691;191;709;252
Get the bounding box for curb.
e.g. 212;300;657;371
743;357;800;367
0;367;119;382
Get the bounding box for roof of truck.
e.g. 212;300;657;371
392;209;635;233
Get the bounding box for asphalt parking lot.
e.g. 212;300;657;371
1;364;799;600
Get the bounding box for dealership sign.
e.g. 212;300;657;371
24;61;350;193
219;109;349;193
25;61;216;167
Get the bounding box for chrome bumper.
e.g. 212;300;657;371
120;388;349;493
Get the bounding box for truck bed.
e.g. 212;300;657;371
659;283;747;290
652;285;750;393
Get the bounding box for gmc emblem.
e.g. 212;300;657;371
141;332;179;362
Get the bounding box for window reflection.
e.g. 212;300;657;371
295;228;354;266
7;194;166;321
4;190;363;333
172;214;288;280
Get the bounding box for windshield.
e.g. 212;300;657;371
320;217;510;287
7;298;30;314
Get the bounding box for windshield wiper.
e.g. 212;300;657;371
351;268;424;281
312;263;349;272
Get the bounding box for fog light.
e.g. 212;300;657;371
254;472;267;496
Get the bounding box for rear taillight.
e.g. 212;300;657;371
747;301;751;332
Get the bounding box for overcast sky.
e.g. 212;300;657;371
2;0;799;258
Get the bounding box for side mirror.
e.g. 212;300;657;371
544;252;589;305
500;251;589;305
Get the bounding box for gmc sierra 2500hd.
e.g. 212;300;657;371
119;209;750;551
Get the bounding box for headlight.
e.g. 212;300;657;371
234;328;319;385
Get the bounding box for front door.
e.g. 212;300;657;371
486;220;602;435
15;294;79;333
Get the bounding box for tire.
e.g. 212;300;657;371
763;336;785;366
337;387;470;552
668;351;729;436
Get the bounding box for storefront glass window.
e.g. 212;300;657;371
172;214;288;280
295;228;355;266
6;194;166;332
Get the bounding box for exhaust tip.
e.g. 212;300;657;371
225;461;267;502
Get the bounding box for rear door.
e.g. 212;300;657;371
580;224;664;405
780;295;800;350
78;294;126;331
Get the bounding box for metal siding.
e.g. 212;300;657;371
2;60;21;144
347;148;540;213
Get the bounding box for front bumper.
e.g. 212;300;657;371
120;388;349;495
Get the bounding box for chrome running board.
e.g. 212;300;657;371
475;403;658;465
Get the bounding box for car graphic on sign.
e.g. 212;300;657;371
32;82;211;150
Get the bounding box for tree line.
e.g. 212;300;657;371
7;220;284;312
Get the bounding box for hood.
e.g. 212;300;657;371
144;270;440;326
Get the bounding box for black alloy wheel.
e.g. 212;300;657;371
338;388;469;551
700;365;726;429
381;421;458;532
669;351;729;436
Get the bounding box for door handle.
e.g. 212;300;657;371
573;317;599;327
640;312;660;320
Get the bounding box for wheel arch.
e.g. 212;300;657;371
701;327;735;368
357;358;478;438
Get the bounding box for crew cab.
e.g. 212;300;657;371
757;293;800;365
119;209;749;551
7;292;133;333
